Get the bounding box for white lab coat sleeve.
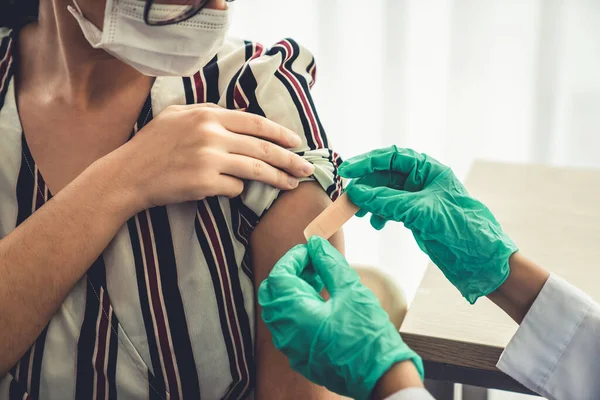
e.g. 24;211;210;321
497;274;600;400
384;387;436;400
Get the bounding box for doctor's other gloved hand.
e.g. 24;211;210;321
339;146;518;304
258;236;424;400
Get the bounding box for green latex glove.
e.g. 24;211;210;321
339;146;518;304
258;236;423;400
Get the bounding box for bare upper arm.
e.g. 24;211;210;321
250;181;345;287
249;181;344;399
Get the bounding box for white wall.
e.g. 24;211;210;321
229;0;600;301
229;1;600;398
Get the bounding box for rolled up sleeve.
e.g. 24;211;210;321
218;38;343;218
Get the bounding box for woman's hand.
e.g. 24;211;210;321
258;236;423;400
117;104;315;210
339;146;519;304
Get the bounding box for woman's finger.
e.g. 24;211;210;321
226;132;314;178
213;175;245;198
222;154;300;190
218;109;302;149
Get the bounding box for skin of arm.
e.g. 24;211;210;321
487;252;550;324
0;151;140;376
251;181;344;399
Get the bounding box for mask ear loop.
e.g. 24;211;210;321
67;0;105;46
69;0;84;16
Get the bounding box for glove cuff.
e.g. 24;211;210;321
351;330;424;400
461;241;519;304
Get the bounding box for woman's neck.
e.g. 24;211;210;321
17;0;152;110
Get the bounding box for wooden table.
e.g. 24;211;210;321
400;161;600;395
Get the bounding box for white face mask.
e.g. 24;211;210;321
68;0;230;77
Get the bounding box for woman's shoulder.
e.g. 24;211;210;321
206;36;317;89
215;36;315;65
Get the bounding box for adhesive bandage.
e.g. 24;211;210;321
303;193;360;240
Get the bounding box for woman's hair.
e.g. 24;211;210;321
0;0;39;29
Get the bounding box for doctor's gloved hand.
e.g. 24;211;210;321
339;146;518;304
258;236;423;400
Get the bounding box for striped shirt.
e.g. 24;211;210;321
0;27;342;400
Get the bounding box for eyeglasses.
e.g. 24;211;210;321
143;0;233;26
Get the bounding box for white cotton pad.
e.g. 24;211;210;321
304;193;360;240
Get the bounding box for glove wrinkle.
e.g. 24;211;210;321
259;236;424;400
340;147;518;303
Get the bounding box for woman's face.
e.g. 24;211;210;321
75;0;227;29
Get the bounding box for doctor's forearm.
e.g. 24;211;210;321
487;252;550;324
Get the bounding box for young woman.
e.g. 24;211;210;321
0;1;344;398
